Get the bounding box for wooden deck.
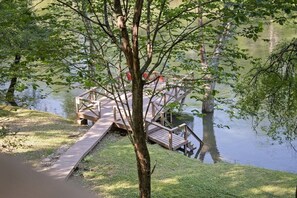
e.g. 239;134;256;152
148;129;188;150
46;72;202;180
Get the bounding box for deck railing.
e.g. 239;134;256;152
75;87;105;119
150;72;194;115
145;119;203;151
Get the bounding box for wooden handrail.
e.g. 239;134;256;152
185;125;203;145
145;120;172;132
145;119;203;151
170;123;187;132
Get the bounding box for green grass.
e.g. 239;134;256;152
0;105;83;166
76;136;297;198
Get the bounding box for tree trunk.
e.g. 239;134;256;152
6;54;21;106
132;76;151;198
113;0;150;196
202;78;215;113
198;5;215;113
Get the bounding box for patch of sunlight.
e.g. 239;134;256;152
222;167;245;178
101;182;137;191
110;145;132;149
84;172;105;180
159;178;179;185
249;185;294;196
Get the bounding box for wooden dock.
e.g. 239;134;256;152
46;72;203;180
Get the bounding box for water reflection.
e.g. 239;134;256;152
172;112;221;163
198;113;222;163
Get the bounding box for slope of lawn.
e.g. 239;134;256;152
0;105;83;166
75;135;297;198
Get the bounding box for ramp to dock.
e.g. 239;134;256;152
46;117;114;180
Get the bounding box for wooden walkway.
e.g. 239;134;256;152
46;73;203;180
46;117;114;180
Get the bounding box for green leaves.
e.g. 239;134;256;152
235;38;297;141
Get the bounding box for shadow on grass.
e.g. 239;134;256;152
78;137;297;198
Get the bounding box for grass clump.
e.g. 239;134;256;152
77;136;297;198
0;105;83;166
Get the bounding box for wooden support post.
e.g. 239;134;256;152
75;97;80;113
160;111;165;126
184;125;188;155
152;103;156;117
77;118;88;125
174;87;177;99
169;131;173;150
98;101;101;118
113;106;117;121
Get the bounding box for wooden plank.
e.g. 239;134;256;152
148;129;188;150
46;117;114;180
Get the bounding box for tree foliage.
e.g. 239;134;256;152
236;38;297;142
0;0;74;105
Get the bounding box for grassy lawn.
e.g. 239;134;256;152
75;135;297;198
0;105;83;166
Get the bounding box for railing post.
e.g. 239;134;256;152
160;111;165;126
169;131;172;150
152;103;156;117
98;101;101;118
184;125;188;155
163;93;167;106
75;97;80;113
184;125;187;141
113;106;117;121
175;86;177;99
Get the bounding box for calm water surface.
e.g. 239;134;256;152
180;108;297;173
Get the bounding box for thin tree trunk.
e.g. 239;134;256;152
201;21;232;113
201;79;215;113
197;4;214;113
6;54;21;106
113;0;151;196
132;77;151;198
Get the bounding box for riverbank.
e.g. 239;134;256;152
0;105;86;167
72;134;297;198
1;107;296;197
